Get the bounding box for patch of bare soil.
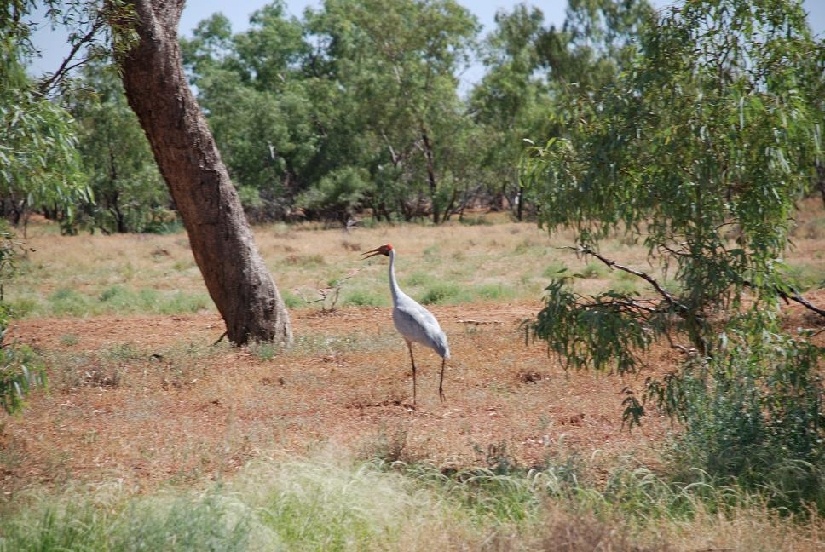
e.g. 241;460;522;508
2;295;823;495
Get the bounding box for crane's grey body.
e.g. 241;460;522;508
363;244;449;406
392;297;450;359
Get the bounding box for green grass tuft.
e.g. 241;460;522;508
420;282;461;305
474;283;517;301
342;289;386;307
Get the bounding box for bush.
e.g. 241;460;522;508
420;282;460;305
0;227;46;414
653;313;825;514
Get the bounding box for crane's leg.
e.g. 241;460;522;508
406;341;417;407
438;357;446;403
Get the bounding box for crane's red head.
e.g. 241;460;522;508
361;243;393;259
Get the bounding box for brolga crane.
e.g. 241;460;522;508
362;243;450;407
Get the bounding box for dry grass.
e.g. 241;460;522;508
1;204;825;549
7;212;673;317
2;304;675;491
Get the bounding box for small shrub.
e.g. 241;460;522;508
249;342;278;361
0;345;45;414
342;290;385;307
475;283;516;301
403;271;433;287
420;282;460;305
156;291;211;314
780;263;824;291
575;262;608;279
281;290;303;309
542;261;568;278
49;288;91;316
99;285;129;304
8;297;37;318
141;218;183;235
653;316;825;514
59;334;79;347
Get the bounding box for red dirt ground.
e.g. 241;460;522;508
2;293;823;495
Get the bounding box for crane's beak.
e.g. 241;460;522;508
361;247;384;260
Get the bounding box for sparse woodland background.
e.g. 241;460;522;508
3;0;825;550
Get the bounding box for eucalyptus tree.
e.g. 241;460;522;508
181;6;316;221
523;0;825;508
468;0;652;220
118;0;292;345
303;0;479;223
9;1;292;345
1;30;89;228
181;7;363;222
536;0;652;88
468;4;552;219
65;60;169;233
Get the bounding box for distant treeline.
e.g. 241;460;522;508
9;0;656;233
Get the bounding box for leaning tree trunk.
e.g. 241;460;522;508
116;0;292;346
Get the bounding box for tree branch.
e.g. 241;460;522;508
781;289;825;318
573;245;825;321
569;245;690;315
37;15;107;96
740;279;825;319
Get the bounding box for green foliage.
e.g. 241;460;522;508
467;5;553;219
0;38;90;224
12;0;666;226
296;167;373;220
0;455;648;551
523;0;825;512
0;226;44;414
654;318;825;513
0;343;43;415
420;282;461;305
531;278;651;375
1;449;818;550
0;493;250;552
475;283;516;301
469;0;653;219
525;0;822;371
63;60;170;234
43;286;210;318
342;289;385;307
181;0;481;224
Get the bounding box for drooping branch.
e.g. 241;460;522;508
741;279;825;319
574;245;825;322
568;245;710;356
37;14;107;96
780;289;825;318
568;245;690;315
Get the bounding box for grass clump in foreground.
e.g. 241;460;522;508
1;450;823;551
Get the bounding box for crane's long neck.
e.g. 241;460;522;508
388;249;402;306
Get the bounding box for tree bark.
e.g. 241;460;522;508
116;0;292;346
420;125;439;224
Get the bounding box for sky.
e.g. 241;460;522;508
28;0;825;92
